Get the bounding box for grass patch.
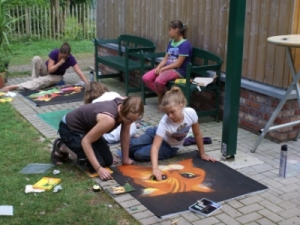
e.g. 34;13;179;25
0;103;138;225
9;40;94;66
8;70;31;77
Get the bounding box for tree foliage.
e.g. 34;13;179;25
70;0;93;3
6;0;93;7
7;0;49;7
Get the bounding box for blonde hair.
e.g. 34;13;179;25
121;96;144;119
161;86;187;108
83;82;109;104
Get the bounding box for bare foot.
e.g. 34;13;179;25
122;157;134;165
157;93;164;104
3;85;18;92
113;155;121;164
2;87;9;92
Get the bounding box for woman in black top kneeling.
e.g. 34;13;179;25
51;96;144;180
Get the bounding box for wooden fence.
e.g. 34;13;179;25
96;0;300;89
9;2;96;41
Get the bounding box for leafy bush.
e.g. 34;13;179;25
8;0;49;7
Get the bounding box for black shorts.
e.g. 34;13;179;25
58;121;113;167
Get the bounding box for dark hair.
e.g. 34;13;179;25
121;96;144;119
169;20;188;39
60;42;71;55
83;82;109;104
161;86;187;108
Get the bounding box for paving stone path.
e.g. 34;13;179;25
5;60;300;224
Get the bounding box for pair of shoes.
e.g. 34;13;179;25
51;138;69;165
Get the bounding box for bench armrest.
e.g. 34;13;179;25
127;47;156;63
183;64;221;81
142;52;166;65
190;64;221;73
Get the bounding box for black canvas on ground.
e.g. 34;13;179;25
111;150;268;218
19;85;84;106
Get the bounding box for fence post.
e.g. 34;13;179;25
9;3;96;41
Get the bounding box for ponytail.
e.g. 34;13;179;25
169;20;188;39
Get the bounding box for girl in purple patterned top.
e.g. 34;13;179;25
3;42;88;92
142;20;192;110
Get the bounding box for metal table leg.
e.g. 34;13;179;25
251;47;300;152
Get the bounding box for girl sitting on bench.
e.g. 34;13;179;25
142;20;192;110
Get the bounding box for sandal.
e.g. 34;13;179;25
51;138;69;165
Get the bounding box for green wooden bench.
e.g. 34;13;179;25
94;35;156;96
142;47;223;121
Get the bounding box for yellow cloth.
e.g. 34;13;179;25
0;97;12;103
174;79;186;84
0;92;13;103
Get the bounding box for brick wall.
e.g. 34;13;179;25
190;90;218;113
190;83;300;142
219;84;300;143
96;45;300;143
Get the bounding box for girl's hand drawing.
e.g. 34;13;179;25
200;154;217;162
98;167;113;180
153;168;162;181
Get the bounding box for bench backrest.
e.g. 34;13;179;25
191;47;223;67
118;34;156;53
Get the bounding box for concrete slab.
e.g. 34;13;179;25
208;150;264;169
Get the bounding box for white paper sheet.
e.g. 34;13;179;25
0;205;13;216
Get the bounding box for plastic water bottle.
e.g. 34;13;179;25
89;70;94;82
279;144;288;178
98;71;102;82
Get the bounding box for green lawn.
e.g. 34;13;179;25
0;40;139;225
9;40;94;66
